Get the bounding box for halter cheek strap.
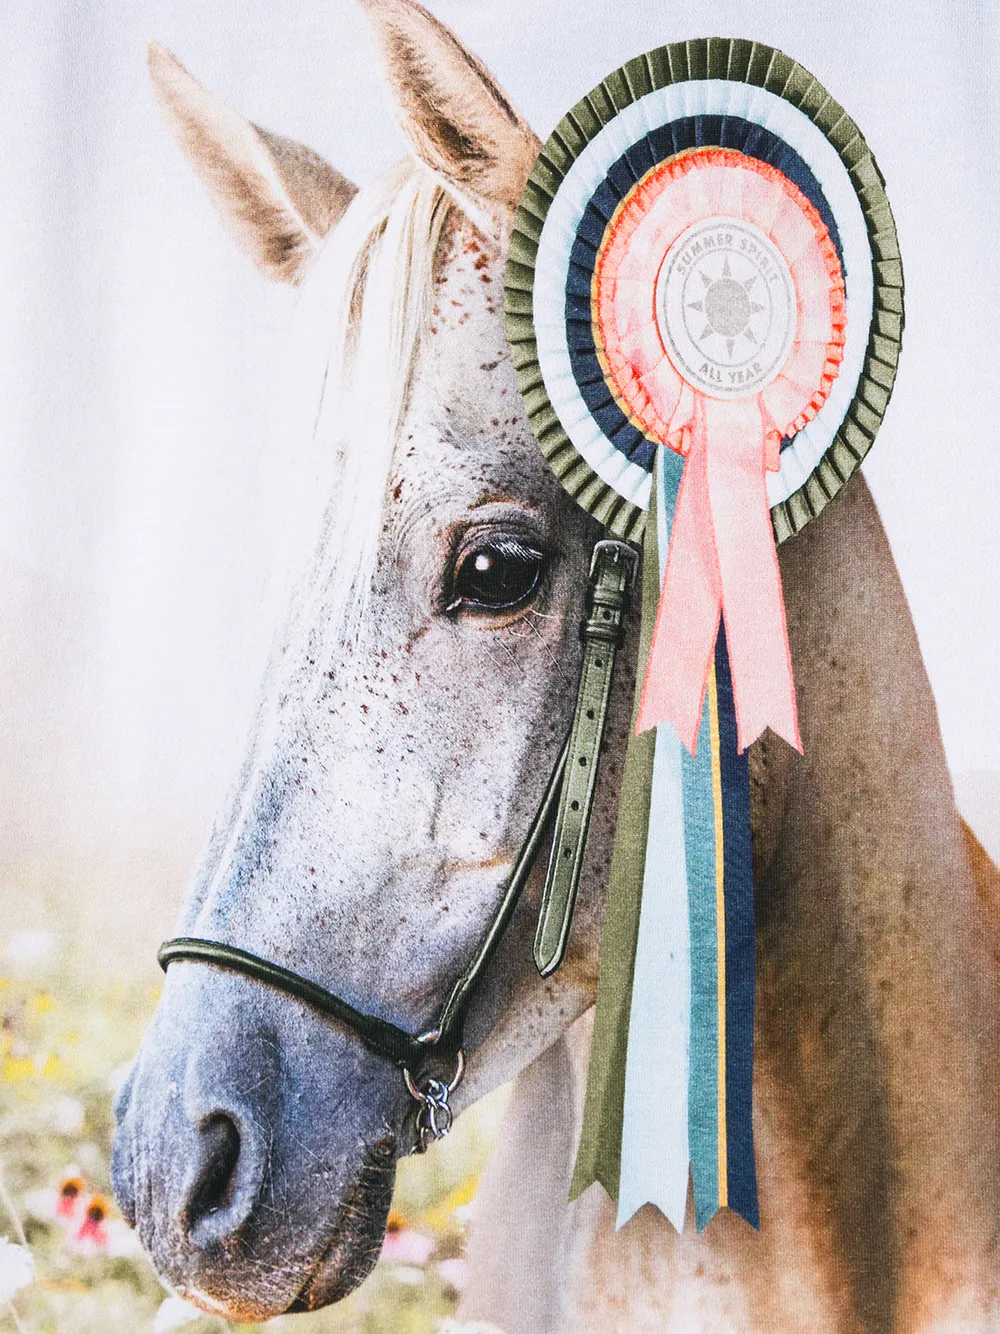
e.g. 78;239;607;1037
158;538;637;1147
534;540;637;976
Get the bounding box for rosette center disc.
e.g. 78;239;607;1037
656;216;796;400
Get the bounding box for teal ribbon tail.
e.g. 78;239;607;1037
683;693;721;1229
684;626;759;1231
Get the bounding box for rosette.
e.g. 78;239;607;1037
596;147;846;751
505;39;902;1232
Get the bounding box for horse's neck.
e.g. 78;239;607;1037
462;1013;860;1334
769;477;1000;1330
461;479;1000;1334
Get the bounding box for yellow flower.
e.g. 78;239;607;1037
35;1052;65;1079
424;1175;478;1235
2;1056;34;1082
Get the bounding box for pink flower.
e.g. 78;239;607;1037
72;1195;109;1252
381;1213;435;1266
56;1177;85;1220
24;1170;87;1226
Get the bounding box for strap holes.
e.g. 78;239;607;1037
578;756;587;766
603;609;612;620
570;799;580;811
563;846;573;858
586;708;595;720
595;658;604;668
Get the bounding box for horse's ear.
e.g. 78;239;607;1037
359;0;540;236
147;42;358;284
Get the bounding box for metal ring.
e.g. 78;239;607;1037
402;1050;466;1152
403;1047;465;1102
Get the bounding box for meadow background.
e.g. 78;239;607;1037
0;927;508;1332
0;0;997;1329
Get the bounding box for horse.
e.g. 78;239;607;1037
111;2;1000;1329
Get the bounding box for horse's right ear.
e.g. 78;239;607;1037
359;0;540;238
147;42;358;284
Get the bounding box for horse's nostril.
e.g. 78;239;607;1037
181;1114;243;1243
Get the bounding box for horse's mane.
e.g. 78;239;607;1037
281;157;451;670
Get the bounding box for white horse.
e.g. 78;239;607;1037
112;3;1000;1330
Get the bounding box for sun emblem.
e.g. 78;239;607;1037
656;216;797;399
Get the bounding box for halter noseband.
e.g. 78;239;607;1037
159;539;637;1151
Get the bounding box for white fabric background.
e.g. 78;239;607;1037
0;0;997;956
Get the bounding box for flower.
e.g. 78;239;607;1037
380;1210;435;1265
3;931;57;972
73;1194;109;1251
153;1295;204;1331
57;1176;85;1219
0;1238;34;1303
424;1174;478;1235
24;1168;86;1224
25;1172;141;1258
50;1096;85;1135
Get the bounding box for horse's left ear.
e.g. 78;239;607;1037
360;0;541;236
148;41;358;283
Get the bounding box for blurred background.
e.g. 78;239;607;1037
0;0;996;1329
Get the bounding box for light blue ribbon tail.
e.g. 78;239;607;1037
618;444;759;1233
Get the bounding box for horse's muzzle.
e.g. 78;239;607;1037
111;962;403;1317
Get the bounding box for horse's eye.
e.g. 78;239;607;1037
449;537;546;613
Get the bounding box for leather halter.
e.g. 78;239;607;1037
159;539;637;1149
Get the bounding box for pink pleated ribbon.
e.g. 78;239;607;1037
594;149;847;754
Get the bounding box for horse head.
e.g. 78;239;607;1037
112;1;638;1317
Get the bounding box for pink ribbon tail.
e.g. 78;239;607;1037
636;396;802;755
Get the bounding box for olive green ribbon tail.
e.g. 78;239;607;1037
569;489;660;1204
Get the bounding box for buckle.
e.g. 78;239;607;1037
589;539;640;591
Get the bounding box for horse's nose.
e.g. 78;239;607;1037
174;1024;277;1249
113;1060;272;1251
112;991;281;1255
178;1107;267;1247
